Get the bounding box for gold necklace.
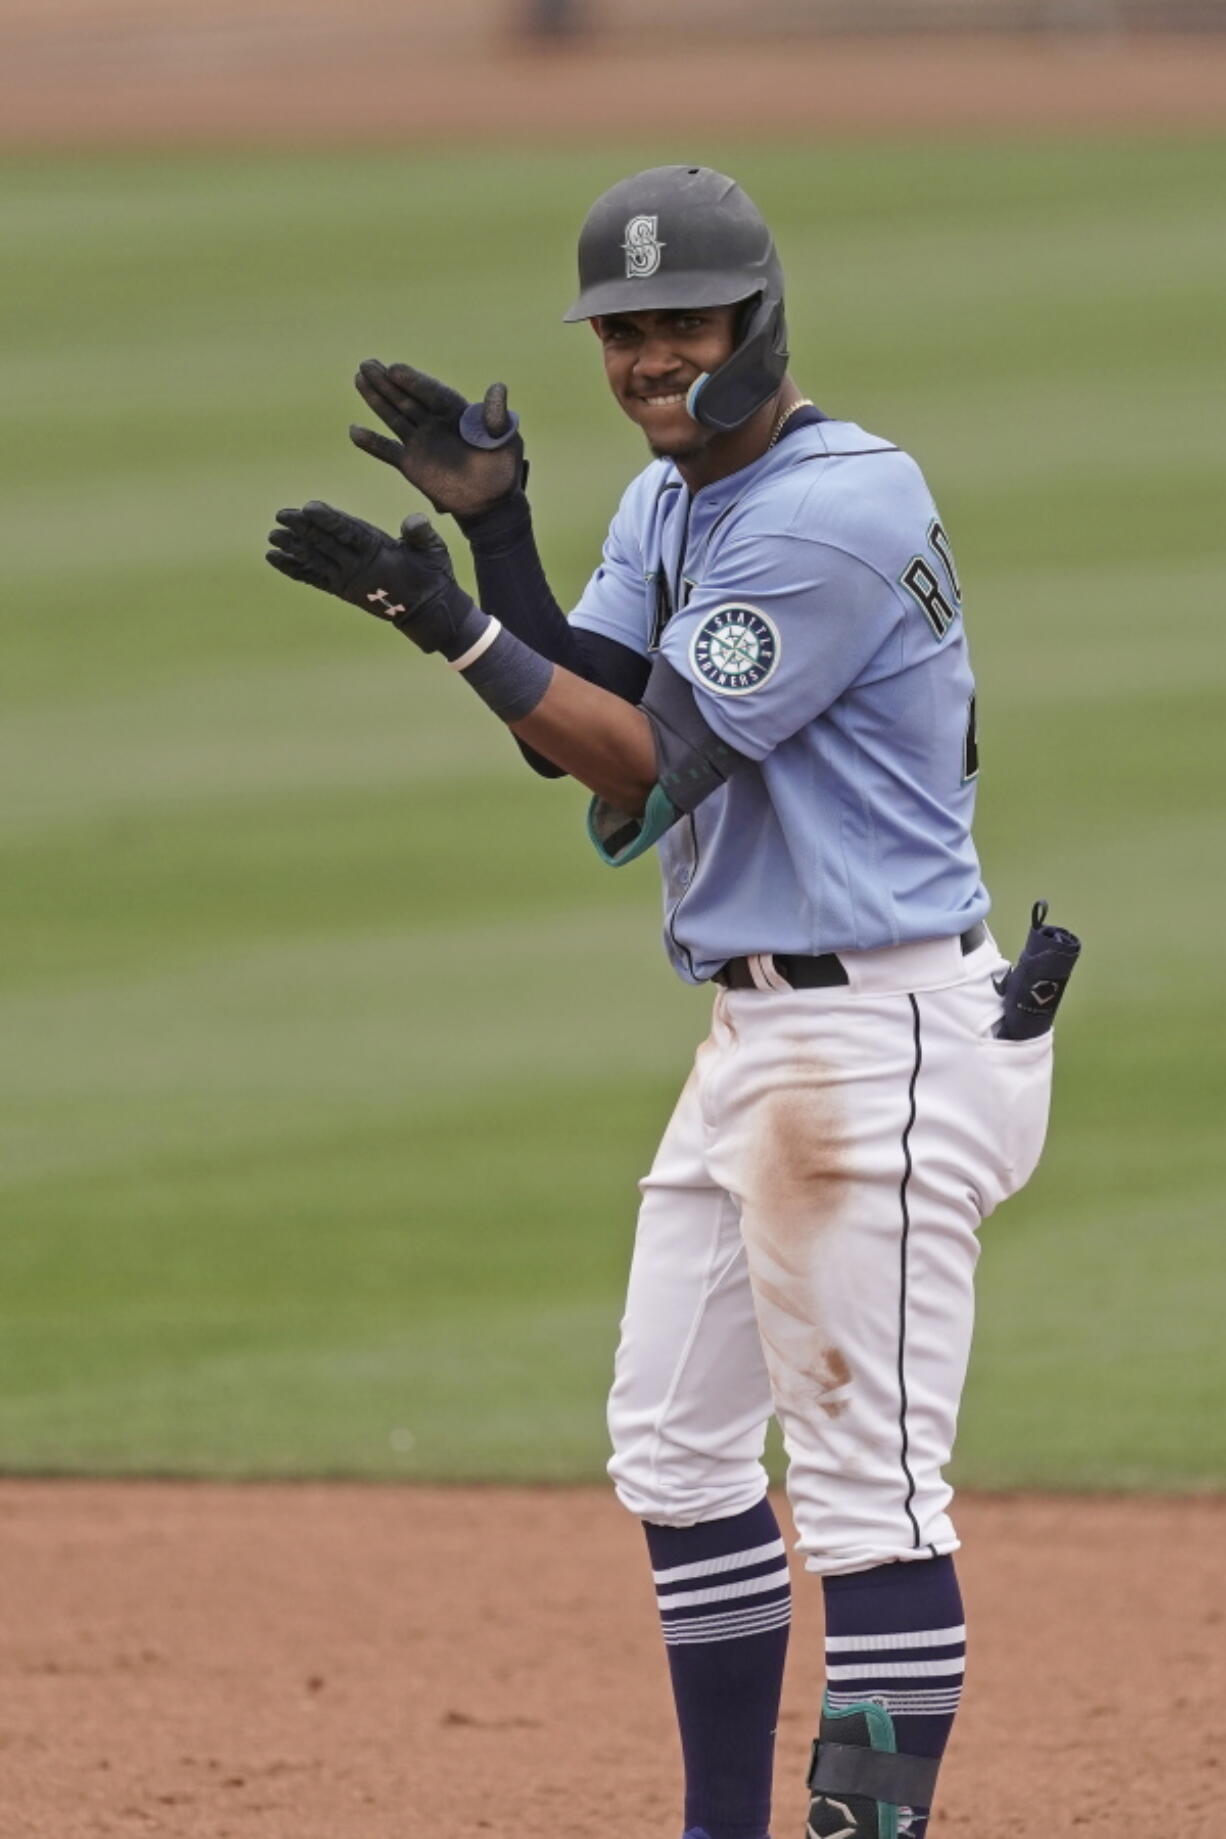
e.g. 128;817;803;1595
768;397;815;449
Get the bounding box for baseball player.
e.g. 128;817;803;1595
266;166;1056;1839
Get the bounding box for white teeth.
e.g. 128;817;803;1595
644;393;686;407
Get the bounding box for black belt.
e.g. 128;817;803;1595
714;922;987;991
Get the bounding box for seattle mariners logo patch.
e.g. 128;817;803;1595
623;214;665;278
690;604;780;696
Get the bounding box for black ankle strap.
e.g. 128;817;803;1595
808;1738;941;1809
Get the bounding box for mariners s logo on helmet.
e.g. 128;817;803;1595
623;214;665;278
690;604;781;696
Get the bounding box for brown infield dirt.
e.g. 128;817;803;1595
2;1483;1223;1837
3;6;1226;146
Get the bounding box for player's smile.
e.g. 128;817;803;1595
594;306;739;457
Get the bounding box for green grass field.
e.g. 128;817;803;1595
2;141;1223;1487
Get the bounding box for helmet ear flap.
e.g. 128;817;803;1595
688;295;789;434
734;293;761;343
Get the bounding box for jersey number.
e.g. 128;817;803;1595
902;520;962;640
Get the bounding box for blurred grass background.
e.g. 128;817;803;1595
2;141;1223;1486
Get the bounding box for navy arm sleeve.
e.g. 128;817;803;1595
458;493;650;777
587;654;753;865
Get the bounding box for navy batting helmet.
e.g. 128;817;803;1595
563;165;788;435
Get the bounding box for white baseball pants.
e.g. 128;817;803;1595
607;932;1053;1575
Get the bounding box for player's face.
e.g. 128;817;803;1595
593;307;739;460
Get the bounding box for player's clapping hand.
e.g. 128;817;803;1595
349;360;525;521
265;501;484;658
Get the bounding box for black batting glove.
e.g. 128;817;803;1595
265;500;489;661
349;359;526;521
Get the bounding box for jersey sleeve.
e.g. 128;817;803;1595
568;481;651;655
658;530;904;762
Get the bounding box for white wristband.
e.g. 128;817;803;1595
448;616;503;673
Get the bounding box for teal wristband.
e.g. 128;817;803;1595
586;783;681;866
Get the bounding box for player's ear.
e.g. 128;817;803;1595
589;317;604;341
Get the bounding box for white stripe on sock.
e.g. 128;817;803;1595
651;1538;786;1585
663;1602;793;1646
666;1619;792;1648
825;1657;965;1681
825;1624;965;1654
665;1603;790;1633
826;1687;963;1715
661;1596;794;1637
657;1564;791;1611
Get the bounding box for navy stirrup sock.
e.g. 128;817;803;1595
645;1499;791;1839
821;1555;966;1839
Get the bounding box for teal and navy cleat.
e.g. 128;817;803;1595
806;1697;940;1839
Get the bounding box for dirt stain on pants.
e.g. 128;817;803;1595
747;1060;853;1422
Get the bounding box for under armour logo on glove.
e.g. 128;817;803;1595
366;588;406;618
264;501;488;659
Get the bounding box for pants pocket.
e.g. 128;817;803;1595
978;1031;1055;1197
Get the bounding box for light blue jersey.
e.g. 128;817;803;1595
570;419;989;984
